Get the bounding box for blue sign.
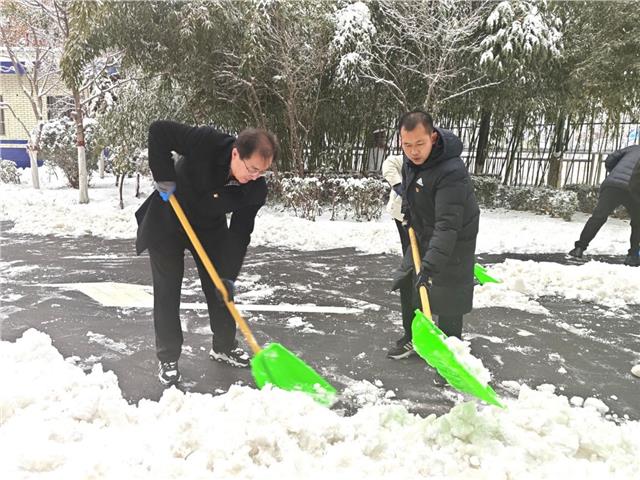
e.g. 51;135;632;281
0;60;27;75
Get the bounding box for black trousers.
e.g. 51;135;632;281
399;276;464;340
149;231;236;363
576;187;640;255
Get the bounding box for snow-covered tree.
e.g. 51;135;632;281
329;1;377;85
479;0;562;73
332;0;495;112
472;0;564;178
0;0;67;190
94;74;192;208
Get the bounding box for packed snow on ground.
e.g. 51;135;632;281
1;329;639;480
474;259;640;313
0;170;635;256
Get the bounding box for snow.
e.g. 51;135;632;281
475;259;640;313
3;171;640;477
0;329;638;479
444;337;492;386
1;170;635;257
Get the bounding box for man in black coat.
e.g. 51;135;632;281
135;120;279;385
568;145;640;267
389;110;480;360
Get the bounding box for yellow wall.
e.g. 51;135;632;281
0;70;69;141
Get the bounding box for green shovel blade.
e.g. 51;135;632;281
411;310;504;408
251;343;337;407
474;263;501;285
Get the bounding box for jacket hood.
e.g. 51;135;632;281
431;127;463;164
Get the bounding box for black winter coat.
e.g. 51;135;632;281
602;145;640;193
396;128;480;316
135;121;267;280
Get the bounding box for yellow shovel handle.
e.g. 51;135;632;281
168;194;262;354
408;226;432;319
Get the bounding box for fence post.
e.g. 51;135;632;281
594;153;603;186
588;153;597;185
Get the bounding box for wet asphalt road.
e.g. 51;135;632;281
1;220;639;420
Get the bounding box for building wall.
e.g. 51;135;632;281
0;59;69;167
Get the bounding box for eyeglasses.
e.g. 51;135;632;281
242;159;269;176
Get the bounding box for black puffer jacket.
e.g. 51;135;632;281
135;121;267;280
601;145;640;192
396;128;480;316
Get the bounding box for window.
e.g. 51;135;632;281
0;95;5;135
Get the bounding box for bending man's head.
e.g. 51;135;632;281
230;129;279;183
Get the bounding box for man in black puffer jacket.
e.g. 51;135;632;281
568;145;640;267
389;110;479;360
135;120;279;385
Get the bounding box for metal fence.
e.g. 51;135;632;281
454;119;639;187
342;117;639;187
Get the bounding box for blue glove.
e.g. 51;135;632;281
155;181;176;202
215;278;235;302
392;183;403;196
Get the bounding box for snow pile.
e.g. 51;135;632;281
444;337;492;386
474;281;550;315
1;330;639;479
484;259;640;309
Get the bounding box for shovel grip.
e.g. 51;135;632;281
168;194;262;354
408;227;432;319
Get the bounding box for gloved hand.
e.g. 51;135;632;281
414;268;431;291
215;278;235;303
155;181;176;202
392;183;403;196
401;209;411;229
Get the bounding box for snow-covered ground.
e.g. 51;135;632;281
1;329;639;479
2;170;640;478
0;170;635;256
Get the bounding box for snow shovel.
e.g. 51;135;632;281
168;195;336;406
474;263;500;285
408;227;504;408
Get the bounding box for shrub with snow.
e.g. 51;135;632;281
0;160;21;184
269;173;386;221
495;185;577;221
40;117;98;189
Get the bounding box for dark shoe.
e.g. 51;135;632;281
624;254;640;267
387;338;416;359
568;246;584;259
209;344;250;368
158;361;181;386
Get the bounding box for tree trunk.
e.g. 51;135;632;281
72;89;89;204
27;147;40;189
502;113;523;185
77;145;89;203
119;173;125;209
99;149;105;178
285;101;304;176
547;111;566;188
135;173;140;198
474;108;491;175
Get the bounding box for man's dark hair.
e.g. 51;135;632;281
235;129;280;164
398;110;434;133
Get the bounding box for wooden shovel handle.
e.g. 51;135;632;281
408;226;432;319
168;194;262;354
